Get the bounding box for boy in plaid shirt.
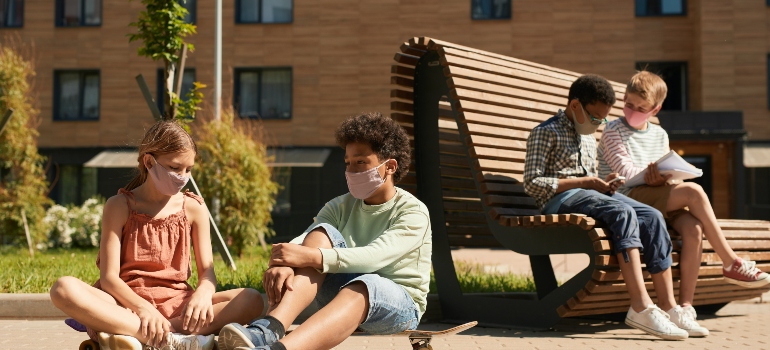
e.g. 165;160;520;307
524;75;688;341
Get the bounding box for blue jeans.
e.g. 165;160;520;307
309;223;420;335
556;190;673;274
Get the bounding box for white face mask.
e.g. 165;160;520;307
573;105;602;135
345;160;389;200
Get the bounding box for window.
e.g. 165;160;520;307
635;0;686;17
58;164;97;206
56;0;101;26
54;70;100;121
236;0;292;24
471;0;511;20
636;62;687;111
157;68;195;115
0;0;23;28
234;68;292;119
271;167;291;216
179;0;195;24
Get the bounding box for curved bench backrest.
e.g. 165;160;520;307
391;37;657;248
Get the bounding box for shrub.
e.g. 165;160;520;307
0;41;52;245
193;110;279;256
43;197;104;249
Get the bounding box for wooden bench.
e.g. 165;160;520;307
391;37;770;328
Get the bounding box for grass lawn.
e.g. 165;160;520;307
0;246;536;294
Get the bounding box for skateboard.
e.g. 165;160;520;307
397;321;477;350
286;320;478;350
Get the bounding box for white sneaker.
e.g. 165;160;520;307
625;304;689;340
97;332;144;350
161;333;214;350
682;305;698;321
667;305;709;337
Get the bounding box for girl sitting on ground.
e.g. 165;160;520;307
50;120;263;350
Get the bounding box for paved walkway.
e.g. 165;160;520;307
3;293;769;350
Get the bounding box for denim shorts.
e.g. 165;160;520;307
310;223;420;335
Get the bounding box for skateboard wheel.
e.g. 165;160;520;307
79;339;99;350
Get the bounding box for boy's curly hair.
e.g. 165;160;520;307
568;74;617;107
335;112;411;184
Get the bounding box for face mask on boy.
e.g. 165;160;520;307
573;104;603;135
623;106;656;128
147;155;190;196
345;160;390;200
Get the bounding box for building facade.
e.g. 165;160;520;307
5;0;770;230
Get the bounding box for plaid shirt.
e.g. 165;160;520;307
524;110;598;210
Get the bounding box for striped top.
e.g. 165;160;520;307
597;118;670;195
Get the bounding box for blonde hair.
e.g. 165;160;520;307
626;71;668;108
124;120;197;191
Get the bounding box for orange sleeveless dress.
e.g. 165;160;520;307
93;189;204;319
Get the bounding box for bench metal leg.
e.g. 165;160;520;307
530;255;558;299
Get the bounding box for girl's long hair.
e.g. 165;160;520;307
124;121;197;191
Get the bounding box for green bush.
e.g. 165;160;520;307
43;197;104;249
193;110;280;256
0;42;52;245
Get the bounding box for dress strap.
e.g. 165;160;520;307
182;190;204;208
117;188;135;214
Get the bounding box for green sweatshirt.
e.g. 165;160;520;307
290;187;432;318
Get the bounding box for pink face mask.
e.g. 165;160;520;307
623;106;656;128
146;156;190;196
345;160;389;200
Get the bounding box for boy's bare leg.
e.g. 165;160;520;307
671;213;704;306
650;268;677;311
618;248;655;312
267;230;333;331
667;183;738;267
279;282;369;350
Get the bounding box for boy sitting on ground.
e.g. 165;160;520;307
218;112;432;350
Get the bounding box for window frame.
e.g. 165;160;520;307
180;0;195;24
55;0;102;27
0;0;23;28
235;0;294;24
156;67;196;115
635;0;687;17
53;69;101;121
233;67;293;120
635;61;688;111
470;0;512;21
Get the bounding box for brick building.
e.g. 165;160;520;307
5;0;770;236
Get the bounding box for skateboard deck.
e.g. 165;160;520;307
395;321;477;350
286;320;477;350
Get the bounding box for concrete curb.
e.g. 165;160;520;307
0;293;443;322
0;293;67;318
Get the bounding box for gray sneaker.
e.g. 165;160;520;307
625;304;689;340
219;319;280;350
667;305;709;337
